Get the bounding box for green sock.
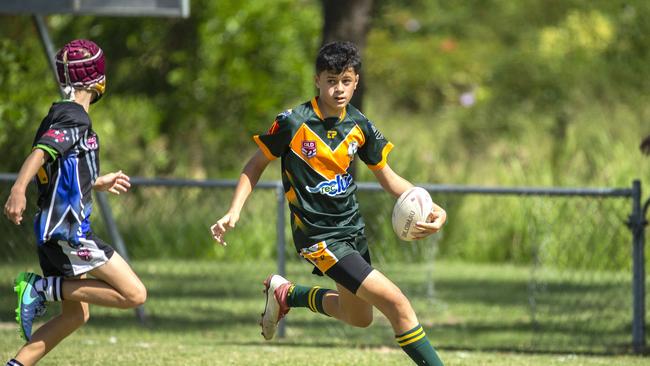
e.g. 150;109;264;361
287;284;330;316
395;324;444;366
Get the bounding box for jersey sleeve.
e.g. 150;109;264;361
253;111;294;160
358;120;394;171
34;109;90;160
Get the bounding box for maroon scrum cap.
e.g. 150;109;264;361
55;39;106;103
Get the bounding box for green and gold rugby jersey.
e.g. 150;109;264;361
254;97;393;250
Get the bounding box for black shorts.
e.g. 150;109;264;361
299;235;374;294
38;232;114;277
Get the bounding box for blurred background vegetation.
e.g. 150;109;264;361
1;0;649;265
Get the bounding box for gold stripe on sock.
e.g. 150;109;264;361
396;326;424;342
308;286;321;312
398;331;427;347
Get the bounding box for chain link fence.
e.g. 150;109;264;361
0;175;646;354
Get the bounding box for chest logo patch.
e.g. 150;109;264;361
301;140;317;158
327;130;337;139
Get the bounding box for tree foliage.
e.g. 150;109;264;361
1;1;649;265
0;0;320;177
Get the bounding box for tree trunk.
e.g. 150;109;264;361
321;0;373;177
321;0;372;111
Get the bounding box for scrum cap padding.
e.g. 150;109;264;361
55;39;106;101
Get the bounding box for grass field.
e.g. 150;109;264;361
0;259;647;365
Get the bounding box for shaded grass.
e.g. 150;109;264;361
0;259;647;365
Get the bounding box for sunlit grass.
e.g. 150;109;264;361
1;259;646;365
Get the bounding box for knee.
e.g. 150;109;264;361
388;290;414;315
123;283;147;308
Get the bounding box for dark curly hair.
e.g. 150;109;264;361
315;41;362;75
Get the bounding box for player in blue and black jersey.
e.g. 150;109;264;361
4;40;146;366
211;41;447;365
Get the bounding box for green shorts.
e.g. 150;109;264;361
298;235;373;293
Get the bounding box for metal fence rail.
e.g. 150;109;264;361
0;174;646;353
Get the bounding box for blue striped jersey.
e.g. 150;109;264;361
31;101;100;246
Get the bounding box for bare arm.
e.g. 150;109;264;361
4;149;48;225
373;163;447;238
210;149;271;245
372;163;414;198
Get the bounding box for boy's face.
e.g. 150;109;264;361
315;67;359;117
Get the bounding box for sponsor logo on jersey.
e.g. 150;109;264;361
327;130;337;139
301;140;317;158
37;167;49;184
306;174;353;196
86;134;98;150
369;122;384;140
76;248;93;261
42;129;68;143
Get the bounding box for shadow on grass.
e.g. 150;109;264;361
0;260;638;356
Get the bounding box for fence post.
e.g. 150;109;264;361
95;191;148;325
276;183;287;338
32;15;65;98
628;180;646;353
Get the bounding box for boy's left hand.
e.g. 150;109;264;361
94;170;131;195
412;203;447;239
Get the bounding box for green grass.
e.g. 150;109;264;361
0;259;647;365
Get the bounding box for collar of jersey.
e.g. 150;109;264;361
311;97;346;122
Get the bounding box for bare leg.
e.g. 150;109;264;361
63;251;146;308
340;269;418;334
12;252;146;365
14;291;89;365
322;283;374;328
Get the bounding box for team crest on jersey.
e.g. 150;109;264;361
347;141;358;158
43;129;68;143
301;140;317;158
306;174;353;196
327;130;337;139
86;134;98;150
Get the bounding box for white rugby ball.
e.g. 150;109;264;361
392;187;433;242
